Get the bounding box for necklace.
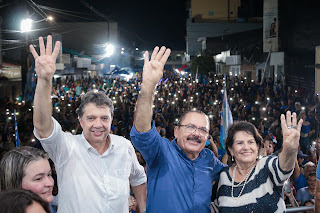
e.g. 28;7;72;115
231;163;256;199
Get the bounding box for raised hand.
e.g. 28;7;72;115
280;111;303;152
30;35;61;82
142;46;171;87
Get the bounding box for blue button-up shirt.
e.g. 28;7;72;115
130;122;225;213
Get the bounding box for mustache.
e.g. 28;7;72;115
187;136;201;143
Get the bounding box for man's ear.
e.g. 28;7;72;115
174;126;179;139
78;116;83;127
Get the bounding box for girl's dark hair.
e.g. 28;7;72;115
0;189;51;213
225;121;262;157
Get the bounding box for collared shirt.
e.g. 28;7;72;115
130;121;225;213
34;117;146;213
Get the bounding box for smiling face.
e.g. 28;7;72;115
228;131;259;167
79;103;112;146
174;112;209;160
307;175;316;190
21;159;54;203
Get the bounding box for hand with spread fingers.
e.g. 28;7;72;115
281;111;303;151
30;35;61;82
279;111;304;171
142;46;171;87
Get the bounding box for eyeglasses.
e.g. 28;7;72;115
179;124;209;136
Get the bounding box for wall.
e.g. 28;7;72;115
191;0;241;21
186;19;262;57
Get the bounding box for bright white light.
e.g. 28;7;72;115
121;48;124;50
47;16;53;21
135;47;139;51
21;18;33;32
121;51;124;54
105;43;114;57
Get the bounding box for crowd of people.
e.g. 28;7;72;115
0;35;320;212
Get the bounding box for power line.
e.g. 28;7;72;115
38;5;97;16
80;0;110;21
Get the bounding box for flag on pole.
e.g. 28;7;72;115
14;109;20;147
219;78;233;149
195;66;198;83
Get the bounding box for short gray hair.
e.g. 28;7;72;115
76;91;114;118
178;110;210;128
0;146;49;191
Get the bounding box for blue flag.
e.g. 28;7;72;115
219;81;233;149
14;109;20;147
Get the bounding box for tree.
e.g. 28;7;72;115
190;55;216;75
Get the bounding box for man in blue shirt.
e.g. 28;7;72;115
130;46;225;213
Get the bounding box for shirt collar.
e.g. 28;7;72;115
80;133;115;155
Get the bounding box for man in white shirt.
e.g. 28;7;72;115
31;35;146;213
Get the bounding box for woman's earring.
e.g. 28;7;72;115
232;155;234;161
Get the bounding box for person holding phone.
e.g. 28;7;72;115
283;179;299;207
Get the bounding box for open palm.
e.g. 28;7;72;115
142;46;171;86
30;35;61;81
281;111;303;150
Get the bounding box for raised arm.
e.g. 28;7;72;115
279;111;303;171
30;35;61;138
134;46;171;132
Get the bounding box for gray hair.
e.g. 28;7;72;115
76;91;114;118
304;161;316;169
0;146;49;191
178;110;210;128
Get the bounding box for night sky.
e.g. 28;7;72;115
2;0;187;50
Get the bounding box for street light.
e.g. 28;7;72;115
20;18;33;32
104;43;114;57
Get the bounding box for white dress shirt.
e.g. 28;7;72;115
34;117;146;213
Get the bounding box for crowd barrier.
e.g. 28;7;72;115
286;205;314;212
